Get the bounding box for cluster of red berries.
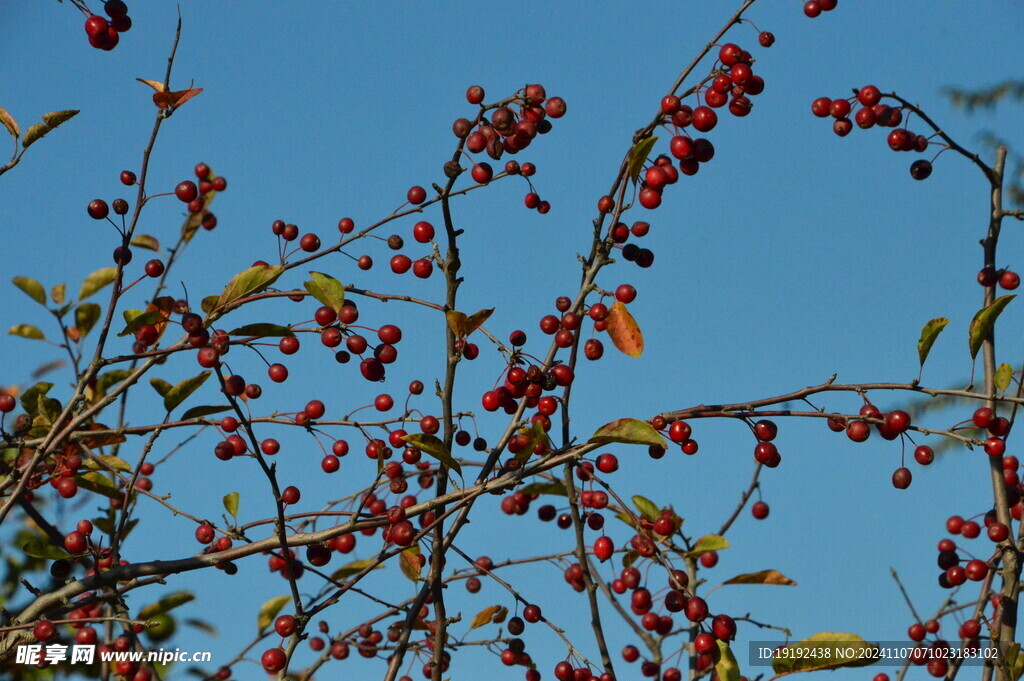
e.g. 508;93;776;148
612;570;736;680
381;219;437;278
978;266;1020;290
812;86;936;180
822;404;918;487
453;83;565;214
83;1;132;50
802;0;838;18
176;162;225;229
635;39;770;211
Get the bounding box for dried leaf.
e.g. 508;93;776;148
41;110;79;129
136;78;168;93
22;123;49;149
917;317;949;368
153;88;203;110
605;301;644;357
50;283;65;305
400;545;422;582
469;605;506;631
331;557;383;581
0;105;19;139
722;569;797;586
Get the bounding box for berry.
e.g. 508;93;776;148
88;199;109;220
407;186;427;205
175;181;199;203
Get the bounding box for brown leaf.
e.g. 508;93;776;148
153;88;203;110
469;605;507;631
605;301;644;357
722;569;797;586
446;310;468;337
0;105;19;139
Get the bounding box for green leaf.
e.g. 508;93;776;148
715;640;741;681
518;481;567;497
721;569;797;586
997;363;1014;392
632;495;660;522
181;404;232;420
50;283;66;306
81;455;132;473
96;370;130;394
41;109;79;129
12;276;46;305
22;538;71;561
75;303;101;337
400;546;422;582
771;633;879;677
75;472;123;500
916;317;949;367
184;618;218;637
20;382;53;414
227;323;295;337
969;295;1015;360
150;378;173;398
201;295;219;315
303;272;346;312
163;372;211;412
138;591;195;619
22;123;48;148
256;595;291;633
0;105;19;139
79;268;118;301
130;234;160;251
627;135;659;184
223;492;239;517
515;422;551;463
118;309;165;337
589;418;667;448
399;433;462;476
217;264;284;310
331;557;383;581
686;534;730;558
9;324;45;341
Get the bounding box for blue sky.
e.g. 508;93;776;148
3;2;1024;680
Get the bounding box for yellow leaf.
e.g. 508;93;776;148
722;569;797;586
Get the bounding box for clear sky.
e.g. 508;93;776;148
3;2;1024;680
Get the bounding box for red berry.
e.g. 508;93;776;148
175;181;199;203
407;186;427;205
